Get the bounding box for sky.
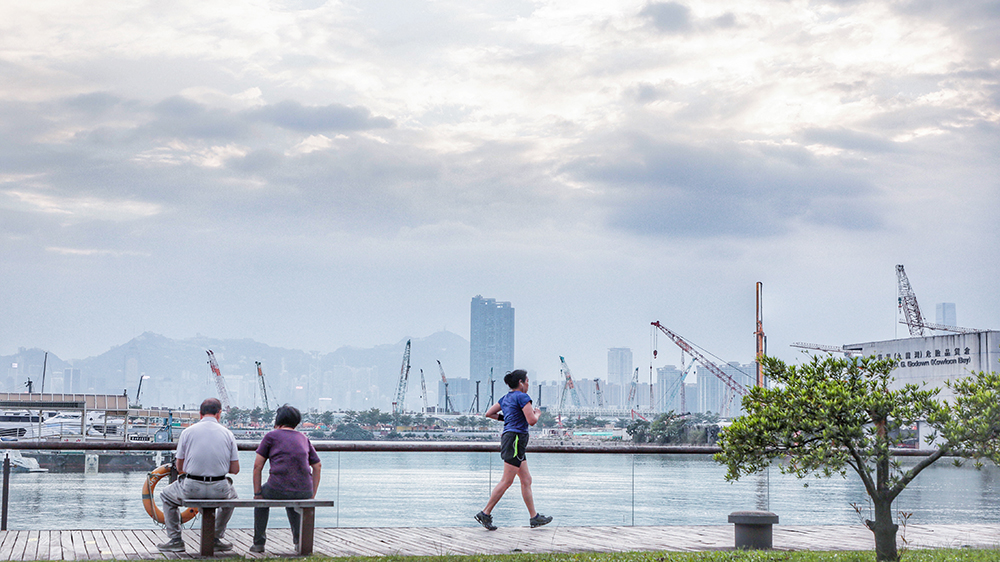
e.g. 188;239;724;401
1;0;998;383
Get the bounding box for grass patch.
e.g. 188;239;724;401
230;549;999;562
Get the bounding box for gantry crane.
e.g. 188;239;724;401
392;340;411;415
558;356;586;409
255;361;271;411
650;322;747;414
896;264;979;335
206;350;232;413
419;369;429;413
437;360;454;414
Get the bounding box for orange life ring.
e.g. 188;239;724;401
142;464;199;524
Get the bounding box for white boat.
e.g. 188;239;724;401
0;449;48;473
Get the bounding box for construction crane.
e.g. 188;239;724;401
392;340;411;415
661;358;693;413
206;350;232;413
626;367;639;408
650;322;747;414
255;361;271;411
419;369;429;413
594;378;605;408
790;342;858;357
558;356;586;409
754;281;766;387
437;360;454;414
896;265;979;334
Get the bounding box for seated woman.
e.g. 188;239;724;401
250;404;322;553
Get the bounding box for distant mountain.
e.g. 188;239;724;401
0;331;470;412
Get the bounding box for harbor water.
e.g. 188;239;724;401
3;450;1000;530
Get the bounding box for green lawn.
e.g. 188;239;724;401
233;550;999;562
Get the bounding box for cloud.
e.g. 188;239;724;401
570;134;882;238
249;100;394;133
640;2;693;33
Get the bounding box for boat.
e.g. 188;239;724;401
0;450;48;473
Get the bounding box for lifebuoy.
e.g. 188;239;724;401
142;464;199;524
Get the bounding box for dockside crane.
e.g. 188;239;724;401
419;369;429;413
392;340;411;415
437;360;454;414
558;356;586;409
206;350;232;413
896;264;979;335
594;378;605;408
255;361;272;411
650;322;747;414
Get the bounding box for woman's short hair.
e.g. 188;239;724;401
274;404;302;428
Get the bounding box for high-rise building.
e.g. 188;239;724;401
469;295;515;386
936;303;957;327
607;348;633;390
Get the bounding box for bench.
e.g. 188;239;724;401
183;499;336;557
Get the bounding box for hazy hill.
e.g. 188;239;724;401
0;331;470;412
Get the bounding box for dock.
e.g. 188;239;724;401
0;524;997;559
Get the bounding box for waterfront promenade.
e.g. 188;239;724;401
0;524;997;559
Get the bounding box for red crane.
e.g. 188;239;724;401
651;321;747;413
206;350;232;413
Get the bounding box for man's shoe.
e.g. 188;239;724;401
530;513;553;528
157;538;185;552
213;539;233;551
249;544;265;553
474;511;497;531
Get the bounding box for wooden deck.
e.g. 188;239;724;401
0;524;997;559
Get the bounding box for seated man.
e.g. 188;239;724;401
157;398;240;553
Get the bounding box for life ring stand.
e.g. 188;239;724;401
142;463;199;524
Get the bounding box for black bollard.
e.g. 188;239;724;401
2;454;10;531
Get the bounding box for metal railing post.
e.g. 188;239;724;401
2;453;10;530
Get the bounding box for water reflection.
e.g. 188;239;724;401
0;451;997;530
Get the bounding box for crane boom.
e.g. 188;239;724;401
594;378;605;408
206;350;232;413
558;356;586;408
419;369;429;413
896;264;926;336
392;340;411;414
626;367;638;406
255;361;270;411
651;322;747;412
437;360;454;413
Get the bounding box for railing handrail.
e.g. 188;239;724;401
0;439;940;456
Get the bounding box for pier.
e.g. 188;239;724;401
0;523;998;559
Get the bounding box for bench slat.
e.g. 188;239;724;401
183;499;336;509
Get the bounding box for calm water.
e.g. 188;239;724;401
4;450;1000;530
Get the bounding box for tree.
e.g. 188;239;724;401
716;354;1000;561
330;423;374;440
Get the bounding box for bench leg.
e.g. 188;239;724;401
200;507;217;557
297;507;315;555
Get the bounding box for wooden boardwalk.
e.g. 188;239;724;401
0;524;997;559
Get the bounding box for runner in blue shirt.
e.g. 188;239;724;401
474;369;553;530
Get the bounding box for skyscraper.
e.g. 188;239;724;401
936;303;956;327
607;348;633;388
470;295;515;386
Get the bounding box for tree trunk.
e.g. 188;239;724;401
866;497;899;561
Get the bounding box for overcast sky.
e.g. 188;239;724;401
2;0;998;382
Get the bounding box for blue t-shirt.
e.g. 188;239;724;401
499;390;532;434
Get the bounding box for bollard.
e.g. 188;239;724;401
728;510;778;550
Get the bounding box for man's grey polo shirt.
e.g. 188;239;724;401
176;416;238;477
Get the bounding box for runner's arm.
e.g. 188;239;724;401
484;403;502;420
522;401;540;425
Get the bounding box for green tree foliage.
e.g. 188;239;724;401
538;411;557;428
626;411;720;444
330;423;374;440
716;354;1000;561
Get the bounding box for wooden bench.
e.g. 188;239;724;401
183;499;336;557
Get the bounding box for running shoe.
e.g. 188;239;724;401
213;539;233;551
156;538;185;552
475;511;497;531
249;544;265;553
529;513;553;528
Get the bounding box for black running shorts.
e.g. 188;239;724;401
500;431;528;467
